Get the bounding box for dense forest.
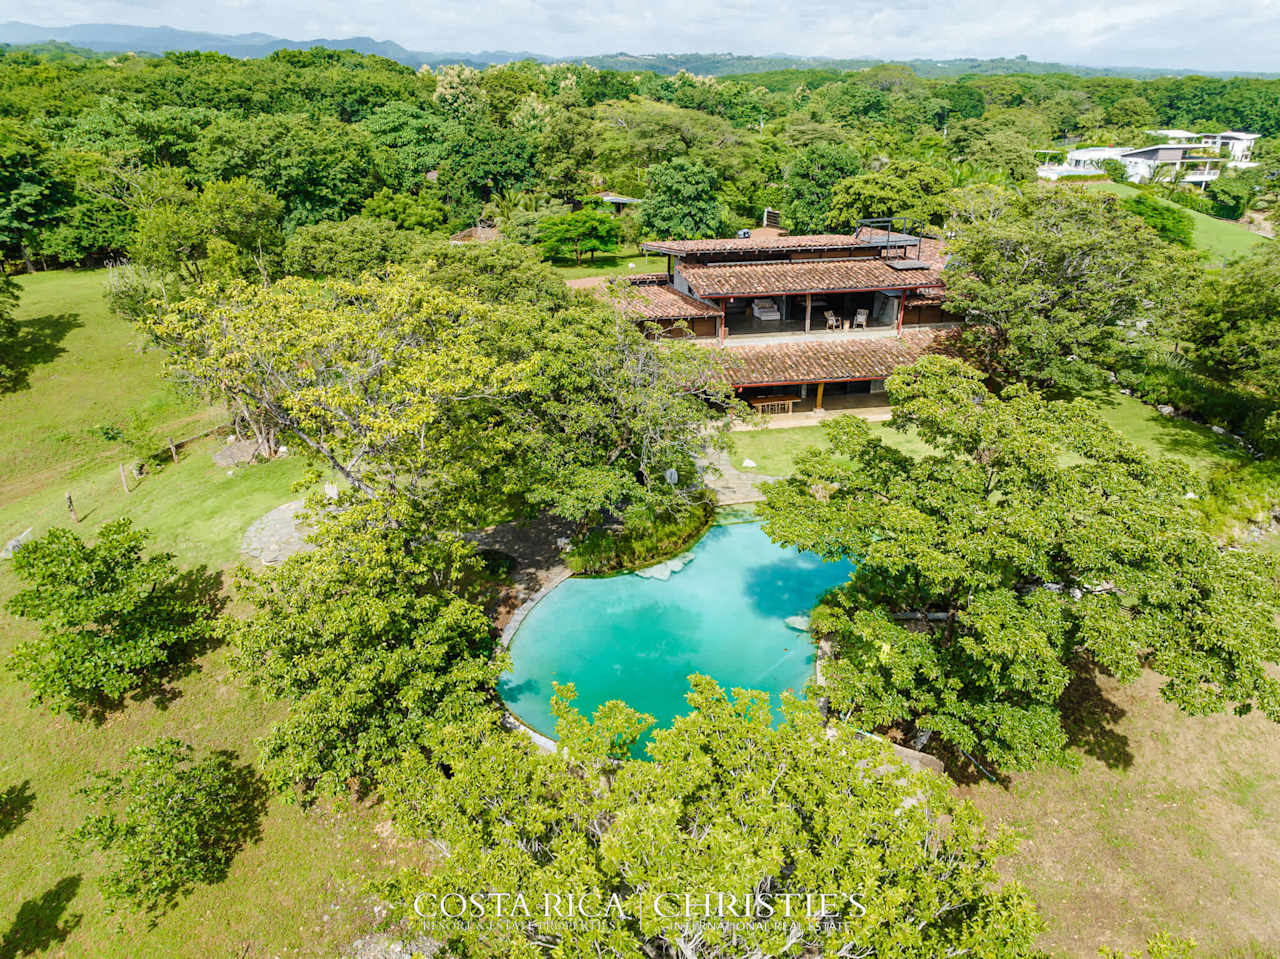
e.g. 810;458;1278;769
1;43;1279;276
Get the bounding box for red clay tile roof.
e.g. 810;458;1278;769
905;290;947;307
641;233;920;256
718;328;957;386
613;281;722;320
680;258;946;298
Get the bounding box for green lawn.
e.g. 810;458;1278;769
1080;181;1270;264
0;270;394;957
730;422;933;476
729;389;1248;480
545;245;664;279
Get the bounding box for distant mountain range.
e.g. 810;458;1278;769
3;21;1278;79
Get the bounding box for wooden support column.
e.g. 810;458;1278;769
804;293;812;333
896;291;907;335
815;382;825;410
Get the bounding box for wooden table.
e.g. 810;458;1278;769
749;394;802;415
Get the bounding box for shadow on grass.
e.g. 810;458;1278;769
0;781;35;840
70;566;228;724
1078;386;1251;466
139;751;269;925
0;313;83;394
0;876;82;959
1060;665;1133;770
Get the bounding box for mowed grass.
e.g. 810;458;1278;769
1080;180;1270;264
0;270;221;504
0;271;399;957
730;421;933;475
545;244;664;279
728;389;1248;479
963;669;1280;957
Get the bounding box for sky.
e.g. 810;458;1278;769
7;0;1280;72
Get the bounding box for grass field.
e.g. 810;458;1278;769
1080;181;1270;263
730;421;933;475
965;669;1280;956
728;390;1250;479
0;270;401;958
545;244;664;279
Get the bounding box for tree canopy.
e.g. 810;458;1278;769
826;160;951;229
5;520;213;720
227;500;500;801
639;156;721;240
145;267;734;527
379;677;1044;958
943;186;1201;390
759;357;1280;771
66;738;265;918
538;206;621;264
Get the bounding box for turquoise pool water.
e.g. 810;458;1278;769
500;520;855;739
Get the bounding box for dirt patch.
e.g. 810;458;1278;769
962;669;1280;956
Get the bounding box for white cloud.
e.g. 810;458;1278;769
5;0;1278;71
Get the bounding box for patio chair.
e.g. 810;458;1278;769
824;310;840;331
853;309;870;329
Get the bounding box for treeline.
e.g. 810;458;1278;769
2;44;1279;275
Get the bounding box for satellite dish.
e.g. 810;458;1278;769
664;468;679;485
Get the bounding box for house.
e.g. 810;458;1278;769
1149;129;1261;162
1118;143;1229;186
449;225;503;244
1038;130;1261;187
612;219;957;412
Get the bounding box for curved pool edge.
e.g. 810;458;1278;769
500;565;573;650
498;565;573;754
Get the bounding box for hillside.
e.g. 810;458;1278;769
4;22;1279;77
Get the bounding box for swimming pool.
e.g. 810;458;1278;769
499;519;855;739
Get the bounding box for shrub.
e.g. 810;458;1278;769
1102;157;1128;183
5;520;214;720
65;738;266;919
566;497;714;575
1115;351;1280;454
1122;194;1194;247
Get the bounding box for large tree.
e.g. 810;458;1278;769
227;500;500;801
145;268;733;526
129;173;284;285
782;142;862;233
538;207;621;264
0;119;69;271
759;357;1280;771
943;185;1200;390
379;677;1044;958
639;156;721;240
0;274;18;391
1183;244;1280;448
826;160;951;230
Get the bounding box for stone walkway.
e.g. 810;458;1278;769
703;450;780;505
240;500;312;565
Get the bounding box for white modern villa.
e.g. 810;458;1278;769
1038;129;1261;187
